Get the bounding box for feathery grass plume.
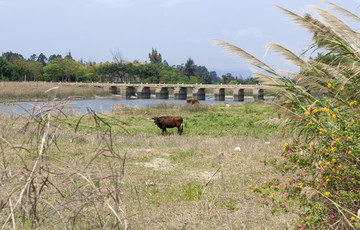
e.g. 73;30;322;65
275;5;335;40
277;70;304;82
250;68;284;87
321;0;360;22
308;59;348;83
265;42;310;70
276;70;328;96
310;5;360;51
250;68;297;101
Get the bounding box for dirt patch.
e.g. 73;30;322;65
143;157;172;170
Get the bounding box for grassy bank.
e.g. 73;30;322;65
0;82;112;101
0;102;298;229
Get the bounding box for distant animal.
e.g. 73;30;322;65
152;116;183;135
186;99;199;104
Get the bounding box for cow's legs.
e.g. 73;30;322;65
162;128;167;135
178;126;182;135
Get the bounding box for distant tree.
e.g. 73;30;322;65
163;59;169;66
242;77;259;84
209;71;220;82
132;60;142;66
29;54;37;61
148;48;162;64
43;61;62;81
37;53;47;66
0;57;11;80
57;58;89;82
221;73;236;84
26;61;43;81
139;63;161;83
111;49;126;63
65;51;73;60
48;54;62;62
9;59;27;81
159;66;180;83
228;80;238;84
195;65;212;84
188;76;198;84
74;64;88;82
2;52;24;63
183;57;196;77
237;75;244;84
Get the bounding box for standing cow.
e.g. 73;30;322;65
186;99;199;104
152;116;183;135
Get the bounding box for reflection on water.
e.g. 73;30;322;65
0;97;256;115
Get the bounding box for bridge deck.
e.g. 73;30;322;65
57;82;269;90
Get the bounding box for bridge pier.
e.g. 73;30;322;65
121;86;136;99
192;88;205;100
253;88;264;100
174;87;187;100
214;88;225;101
233;88;244;101
137;86;151;99
155;87;169;99
109;86;118;94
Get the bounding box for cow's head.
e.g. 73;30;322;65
152;117;159;125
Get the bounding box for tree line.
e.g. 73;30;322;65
0;48;257;84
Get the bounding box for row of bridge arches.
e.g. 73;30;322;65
109;86;264;101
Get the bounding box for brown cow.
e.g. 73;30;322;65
186;99;199;104
152;116;183;135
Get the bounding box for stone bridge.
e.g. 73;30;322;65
64;83;270;101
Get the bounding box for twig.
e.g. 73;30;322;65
1;112;50;230
8;196;15;230
318;191;356;229
202;166;221;195
107;203;124;227
134;186;144;223
218;152;229;230
180;220;189;230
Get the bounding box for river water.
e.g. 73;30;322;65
0;97;258;115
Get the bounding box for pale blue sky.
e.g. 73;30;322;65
1;0;359;76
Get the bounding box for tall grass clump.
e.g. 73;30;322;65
215;1;359;229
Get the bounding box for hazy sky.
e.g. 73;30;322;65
1;0;359;76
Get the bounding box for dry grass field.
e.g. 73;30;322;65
0;82;111;101
0;101;299;229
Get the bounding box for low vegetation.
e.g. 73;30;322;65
0;101;298;229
